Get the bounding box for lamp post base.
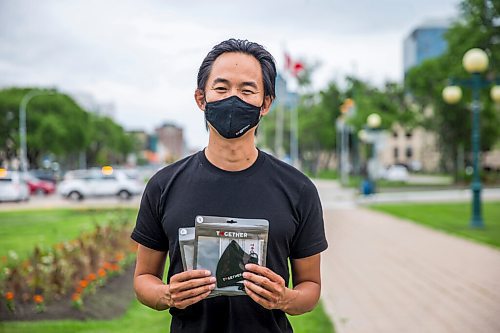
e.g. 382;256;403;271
470;184;483;228
470;216;484;229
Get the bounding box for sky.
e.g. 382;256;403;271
0;0;461;150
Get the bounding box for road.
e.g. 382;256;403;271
0;193;142;211
2;180;499;211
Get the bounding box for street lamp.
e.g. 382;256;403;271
336;98;356;186
367;113;382;129
19;90;54;173
358;113;382;195
366;113;381;181
442;48;500;228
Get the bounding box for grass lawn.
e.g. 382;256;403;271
0;208;137;259
0;208;335;333
370;201;500;248
0;300;170;333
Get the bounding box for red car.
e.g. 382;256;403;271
25;174;56;195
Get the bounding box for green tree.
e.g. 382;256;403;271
86;114;134;167
0;87;136;170
298;82;343;174
0;88;91;169
344;77;413;132
405;0;499;178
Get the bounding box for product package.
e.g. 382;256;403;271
193;215;269;296
178;227;222;298
178;227;195;271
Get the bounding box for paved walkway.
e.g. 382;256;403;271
318;191;500;332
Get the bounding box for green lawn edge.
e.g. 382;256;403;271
369;201;500;249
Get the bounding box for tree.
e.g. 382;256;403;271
0;88;91;169
0;87;136;170
259;76;416;176
405;0;499;177
297;82;342;174
86;114;134;167
343;77;413;132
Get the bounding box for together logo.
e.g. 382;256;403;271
216;231;249;238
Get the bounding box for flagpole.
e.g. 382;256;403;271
291;90;299;169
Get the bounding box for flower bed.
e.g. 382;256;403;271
0;217;137;320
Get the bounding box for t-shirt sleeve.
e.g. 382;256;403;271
131;177;169;252
289;180;328;259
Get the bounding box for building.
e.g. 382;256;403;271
155;123;185;163
379;122;440;172
403;18;451;77
388;18;452;172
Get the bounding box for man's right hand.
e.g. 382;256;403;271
156;270;216;310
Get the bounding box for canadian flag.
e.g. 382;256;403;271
284;52;304;77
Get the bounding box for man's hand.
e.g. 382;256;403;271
157;270;216;310
242;264;297;311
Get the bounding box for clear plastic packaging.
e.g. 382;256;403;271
193;215;269;297
178;227;195;271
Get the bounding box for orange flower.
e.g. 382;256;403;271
103;262;112;270
71;293;81;302
33;294;44;304
79;280;88;288
87;273;97;281
115;252;125;261
111;264;120;271
5;291;14;301
98;268;106;278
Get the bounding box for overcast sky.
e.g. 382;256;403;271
0;0;461;150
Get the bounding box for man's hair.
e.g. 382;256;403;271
197;39;277;100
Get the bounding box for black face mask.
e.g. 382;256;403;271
216;240;259;289
205;95;262;139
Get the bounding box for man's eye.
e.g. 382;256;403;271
242;90;255;95
214;87;227;92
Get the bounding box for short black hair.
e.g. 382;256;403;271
197;39;277;100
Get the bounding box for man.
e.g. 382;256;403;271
132;39;328;332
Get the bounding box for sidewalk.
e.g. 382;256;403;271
313;179;500;332
319;204;500;333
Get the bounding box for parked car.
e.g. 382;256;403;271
0;169;30;202
30;169;59;184
382;165;409;182
25;174;56;195
58;167;144;200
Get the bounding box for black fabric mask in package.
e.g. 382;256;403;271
193;215;269;297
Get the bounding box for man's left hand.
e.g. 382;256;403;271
243;264;295;310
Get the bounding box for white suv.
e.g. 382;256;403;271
58;168;144;200
0;170;30;202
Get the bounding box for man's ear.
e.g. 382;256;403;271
260;96;273;116
194;89;206;111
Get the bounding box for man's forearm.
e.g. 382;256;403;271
134;274;170;311
281;281;321;316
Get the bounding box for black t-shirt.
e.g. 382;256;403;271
131;149;328;333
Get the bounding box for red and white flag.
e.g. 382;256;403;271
284;52;304;77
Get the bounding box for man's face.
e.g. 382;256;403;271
195;52;272;129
